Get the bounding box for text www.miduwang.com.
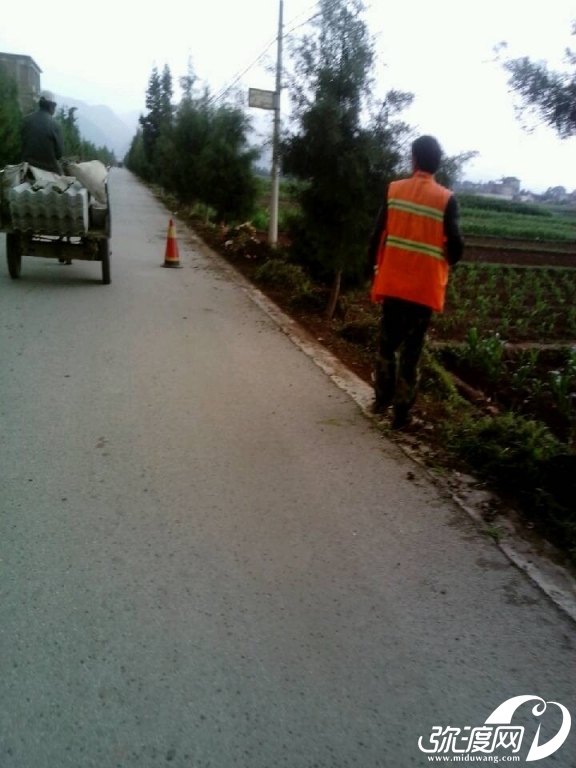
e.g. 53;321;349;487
427;757;521;763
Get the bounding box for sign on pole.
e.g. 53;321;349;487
248;88;277;111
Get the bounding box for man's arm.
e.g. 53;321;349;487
368;199;388;267
444;195;464;265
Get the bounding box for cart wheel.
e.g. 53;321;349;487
99;239;111;285
6;233;22;279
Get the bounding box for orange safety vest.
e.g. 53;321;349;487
371;171;452;312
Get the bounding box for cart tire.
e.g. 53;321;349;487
99;239;111;285
6;233;22;279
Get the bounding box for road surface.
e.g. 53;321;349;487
0;170;574;767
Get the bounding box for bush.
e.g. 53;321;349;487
254;259;313;293
445;411;575;559
420;349;460;400
250;208;268;231
223;222;271;260
447;412;562;478
336;314;379;349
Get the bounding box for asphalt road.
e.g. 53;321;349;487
1;170;574;768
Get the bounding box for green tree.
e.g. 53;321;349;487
57;106;83;155
282;0;412;317
159;80;257;222
502;23;576;138
0;65;23;167
167;88;212;204
196;103;258;222
179;57;197;101
125;129;148;175
56;106;116;165
139;64;174;175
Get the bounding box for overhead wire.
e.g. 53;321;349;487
208;38;278;105
208;0;340;105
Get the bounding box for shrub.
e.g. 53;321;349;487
336;314;379;350
254;259;312;292
250;208;268;231
254;259;323;310
444;412;575;559
420;350;460;400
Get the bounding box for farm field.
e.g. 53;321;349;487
435;263;576;342
457;194;575;242
253;177;576;248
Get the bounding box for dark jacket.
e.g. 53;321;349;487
21;109;64;174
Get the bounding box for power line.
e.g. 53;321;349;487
208;39;278;105
209;1;334;106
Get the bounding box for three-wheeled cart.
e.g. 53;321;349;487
0;168;112;284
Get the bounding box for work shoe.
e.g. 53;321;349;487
391;410;425;432
370;398;392;415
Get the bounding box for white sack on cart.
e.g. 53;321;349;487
65;161;108;205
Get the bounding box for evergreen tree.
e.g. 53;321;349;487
0;65;23;167
163;84;257;222
56;106;116;165
57;106;83;155
282;0;412;317
160;64;173;122
139;64;174;176
129;63;257;223
179;58;197;101
198;103;258;222
125;129;149;176
168;88;212;204
502;23;576;138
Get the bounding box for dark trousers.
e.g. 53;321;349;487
374;297;432;414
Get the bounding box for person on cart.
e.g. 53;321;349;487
20;90;64;175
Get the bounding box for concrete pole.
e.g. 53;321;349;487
268;0;284;246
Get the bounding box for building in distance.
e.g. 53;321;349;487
0;52;42;114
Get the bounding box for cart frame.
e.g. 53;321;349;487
0;170;112;284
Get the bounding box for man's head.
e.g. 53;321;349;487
411;135;442;174
39;90;57;115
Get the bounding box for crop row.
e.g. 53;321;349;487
459;208;576;242
432;264;576;343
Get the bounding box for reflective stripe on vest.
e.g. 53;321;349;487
385;235;445;261
371;173;452;312
388;198;444;223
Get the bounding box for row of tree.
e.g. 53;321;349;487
56;107;116;166
125;64;258;222
0;64;116;169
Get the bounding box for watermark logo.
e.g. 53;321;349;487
418;696;571;762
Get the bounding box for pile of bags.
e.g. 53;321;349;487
1;160;108;235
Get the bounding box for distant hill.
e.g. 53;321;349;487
55;95;139;159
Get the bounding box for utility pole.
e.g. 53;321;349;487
268;0;284;246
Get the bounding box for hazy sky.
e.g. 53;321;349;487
1;0;574;192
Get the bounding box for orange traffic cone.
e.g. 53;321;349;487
162;219;181;268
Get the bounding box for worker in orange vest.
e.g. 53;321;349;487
369;135;464;429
